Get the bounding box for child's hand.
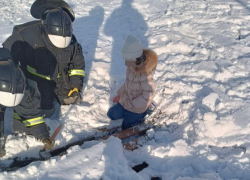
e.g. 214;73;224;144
113;95;120;103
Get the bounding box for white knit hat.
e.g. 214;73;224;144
121;35;143;60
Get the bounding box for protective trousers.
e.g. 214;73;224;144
0;108;4;139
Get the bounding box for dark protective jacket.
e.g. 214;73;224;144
0;106;5;139
0;79;50;140
3;20;85;110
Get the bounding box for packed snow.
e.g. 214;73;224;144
1;0;250;179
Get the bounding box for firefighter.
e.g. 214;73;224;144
3;0;85;118
0;48;53;158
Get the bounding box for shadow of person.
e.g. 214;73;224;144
103;0;148;103
73;6;105;90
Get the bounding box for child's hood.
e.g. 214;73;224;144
134;49;158;75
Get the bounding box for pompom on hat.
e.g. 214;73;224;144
121;35;143;61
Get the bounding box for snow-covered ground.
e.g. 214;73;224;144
1;0;250;179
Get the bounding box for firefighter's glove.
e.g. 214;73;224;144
68;88;79;98
42;138;55;150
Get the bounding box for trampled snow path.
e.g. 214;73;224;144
1;0;250;179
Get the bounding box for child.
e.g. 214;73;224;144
107;35;157;130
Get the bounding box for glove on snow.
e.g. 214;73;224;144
42;139;55;150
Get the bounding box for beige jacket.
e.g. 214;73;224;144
117;49;158;113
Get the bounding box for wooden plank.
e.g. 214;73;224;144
103;125;149;140
123;139;138;151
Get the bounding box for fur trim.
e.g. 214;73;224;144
134;49;158;75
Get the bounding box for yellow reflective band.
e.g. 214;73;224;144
27;65;51;80
57;73;61;79
23;117;44;127
13;113;21;120
68;69;85;77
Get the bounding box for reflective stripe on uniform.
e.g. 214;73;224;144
13;112;21;120
27;65;51;80
23;117;45;127
13;113;44;127
68;69;85;77
57;73;61;79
